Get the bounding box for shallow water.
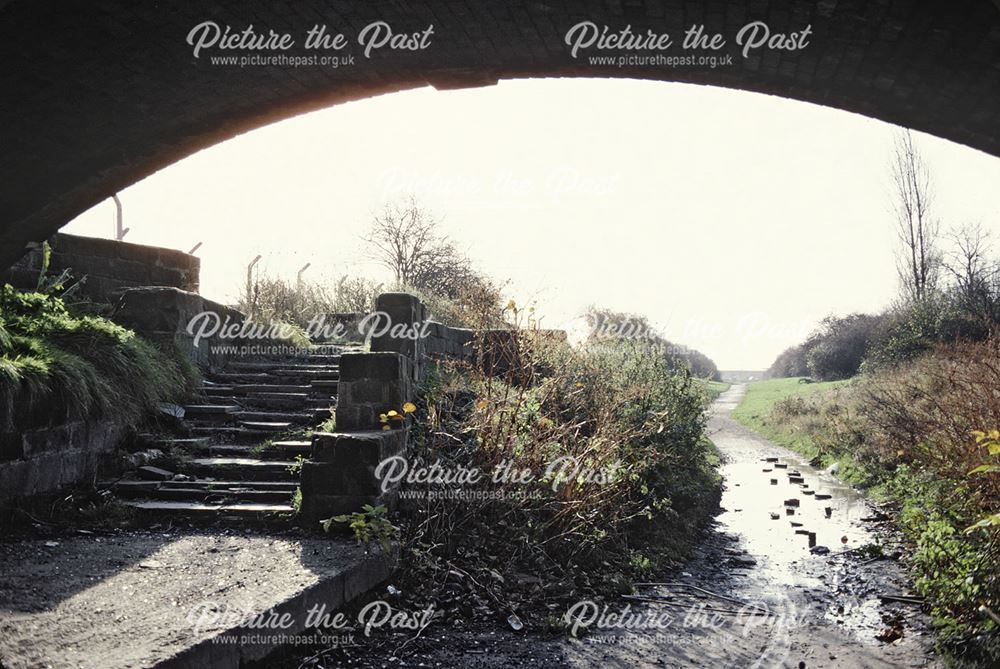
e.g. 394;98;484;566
707;384;888;637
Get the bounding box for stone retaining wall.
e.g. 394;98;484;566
112;286;244;370
0;421;124;502
1;233;199;303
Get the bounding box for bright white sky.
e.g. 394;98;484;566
64;78;1000;370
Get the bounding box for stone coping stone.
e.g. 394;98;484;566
0;531;395;669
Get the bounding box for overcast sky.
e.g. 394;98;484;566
64;78;1000;370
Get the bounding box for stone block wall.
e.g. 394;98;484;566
334;353;415;431
112;286;244;370
299;430;408;521
1;232;199;303
0;421;123;502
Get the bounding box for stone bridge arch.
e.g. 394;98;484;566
1;0;999;269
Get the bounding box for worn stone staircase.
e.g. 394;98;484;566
110;344;348;519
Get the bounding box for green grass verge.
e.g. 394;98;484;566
731;377;852;459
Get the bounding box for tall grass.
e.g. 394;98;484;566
0;286;196;432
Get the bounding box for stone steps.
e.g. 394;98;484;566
183;441;311;460
113;353;338;522
180;457;299;481
182;404;240;417
125;500;295;516
189;425;293;442
114;480;294;503
228;383;315;394
226;361;340;373
137;435;213;450
207;371;339;385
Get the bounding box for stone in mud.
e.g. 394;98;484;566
784;498;800;507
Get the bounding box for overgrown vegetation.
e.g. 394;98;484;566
240;271;383;331
0;285;196;432
383;311;721;627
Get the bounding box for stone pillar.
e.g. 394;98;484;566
334;352;414;431
369;292;425;380
299;429;408;522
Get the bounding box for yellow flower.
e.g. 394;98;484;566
379;414;388;423
387;410;399;417
382;425;391;431
402;402;417;414
505;299;517;311
476;399;488;410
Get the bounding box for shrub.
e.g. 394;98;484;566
398;325;721;613
864;293;989;371
804;314;884;380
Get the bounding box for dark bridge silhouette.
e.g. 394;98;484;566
1;0;999;269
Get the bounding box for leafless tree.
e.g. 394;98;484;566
364;197;489;301
890;130;941;302
946;222;1000;324
365;198;441;287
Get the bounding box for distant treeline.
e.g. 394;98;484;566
585;307;721;381
767;277;1000;381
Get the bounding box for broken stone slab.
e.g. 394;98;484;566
137;465;175;481
784;498;801;507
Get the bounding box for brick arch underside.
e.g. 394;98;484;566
1;0;999;269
